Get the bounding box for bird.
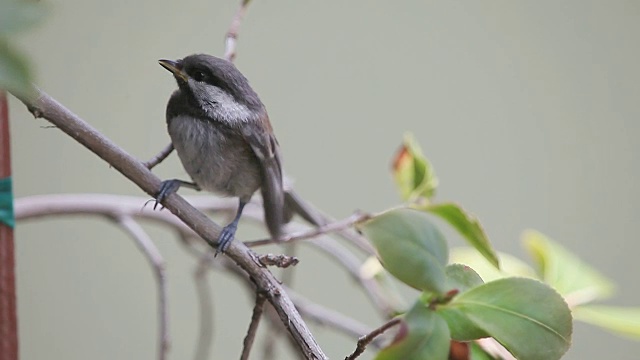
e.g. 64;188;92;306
155;54;285;254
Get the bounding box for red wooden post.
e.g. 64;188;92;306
0;91;18;360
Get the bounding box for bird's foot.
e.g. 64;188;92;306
154;179;182;210
215;223;238;256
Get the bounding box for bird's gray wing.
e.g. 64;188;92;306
241;115;285;239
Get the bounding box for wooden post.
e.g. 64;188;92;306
0;91;18;360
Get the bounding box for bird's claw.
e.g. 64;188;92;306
215;223;238;256
154;179;181;210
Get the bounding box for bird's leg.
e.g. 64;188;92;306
154;179;200;210
216;199;247;256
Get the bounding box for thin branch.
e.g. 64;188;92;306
245;212;371;247
12;88;327;359
344;318;402;360
144;143;174;170
285;288;385;349
115;215;169;360
283;191;376;255
240;209;398;318
193;252;215;360
240;292;267;360
302;238;398;318
16;196;395;359
16;194;399;318
224;0;252;62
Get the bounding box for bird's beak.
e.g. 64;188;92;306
158;59;188;82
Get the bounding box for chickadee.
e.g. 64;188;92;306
156;54;285;254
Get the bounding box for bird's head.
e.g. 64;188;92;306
159;54;263;123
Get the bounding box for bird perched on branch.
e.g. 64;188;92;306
155;54;286;254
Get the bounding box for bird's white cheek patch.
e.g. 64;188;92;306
192;82;253;125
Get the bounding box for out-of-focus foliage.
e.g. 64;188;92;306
359;134;638;359
0;0;46;98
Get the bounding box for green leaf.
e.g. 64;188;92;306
0;40;34;99
445;277;572;360
523;230;615;305
438;305;489;341
375;301;451;360
573;305;640;340
444;263;484;294
0;0;46;36
360;208;449;294
391;133;438;202
426;202;499;269
449;247;537;282
437;264;488;341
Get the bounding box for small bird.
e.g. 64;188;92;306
155;54;285;254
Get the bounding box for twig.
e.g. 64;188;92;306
285;288;385;349
344;318;402;360
16;196;394;359
144;143;174;170
193;252;215;360
302;238;398;318
115;215;169;360
240;209;397;317
258;254;300;268
283;190;376;255
224;0;252;61
16;194;398;318
245;212;371;247
240;292;267;360
12;88;327;359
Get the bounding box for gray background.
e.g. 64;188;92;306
9;0;640;359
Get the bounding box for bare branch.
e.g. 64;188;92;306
302;238;398;318
282;190;376;255
115;215;169;360
16;195;397;359
238;209;398;318
258;253;299;268
12;88;327;359
285;288;384;349
224;0;252;62
144;143;174;170
245;212;371;247
16;194;399;319
240;292;267;360
344;318;402;360
193;253;215;360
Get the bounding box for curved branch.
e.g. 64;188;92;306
240;292;267;360
12;89;327;359
115;215;169;360
15;194;399;318
344;318;401;360
245;212;370;247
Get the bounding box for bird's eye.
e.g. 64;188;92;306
192;71;207;82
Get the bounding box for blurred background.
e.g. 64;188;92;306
8;0;640;359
